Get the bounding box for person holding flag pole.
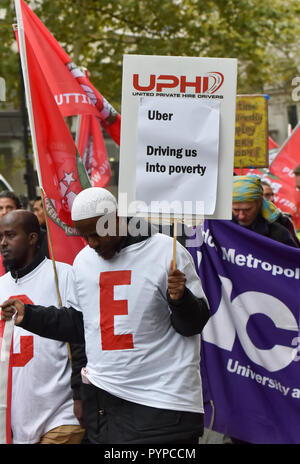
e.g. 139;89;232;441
5;0;88;441
13;0;119;266
13;0;86;342
1;187;210;444
8;0;210;444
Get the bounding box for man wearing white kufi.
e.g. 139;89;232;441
2;187;210;444
71;187;118;221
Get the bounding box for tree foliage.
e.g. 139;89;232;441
1;0;299;110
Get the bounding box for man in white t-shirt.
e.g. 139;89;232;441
0;210;84;444
1;188;210;444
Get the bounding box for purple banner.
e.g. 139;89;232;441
189;220;300;444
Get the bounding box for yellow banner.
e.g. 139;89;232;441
234;95;268;168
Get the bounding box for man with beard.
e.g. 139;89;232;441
0;210;84;444
1;187;210;444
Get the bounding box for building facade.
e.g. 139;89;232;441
0;85;299;200
267;82;300;146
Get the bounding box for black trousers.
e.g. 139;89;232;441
81;383;203;444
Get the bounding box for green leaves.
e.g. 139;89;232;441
1;0;299;110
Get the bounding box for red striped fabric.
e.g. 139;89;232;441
0;319;14;444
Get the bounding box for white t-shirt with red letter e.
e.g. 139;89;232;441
71;233;207;413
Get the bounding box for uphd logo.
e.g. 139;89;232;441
0;77;5;102
133;72;224;94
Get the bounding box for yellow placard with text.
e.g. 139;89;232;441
234;95;268;168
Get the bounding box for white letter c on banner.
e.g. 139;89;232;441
202;276;298;372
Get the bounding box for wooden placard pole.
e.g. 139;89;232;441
172;218;177;270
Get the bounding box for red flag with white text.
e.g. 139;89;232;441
16;21;88;264
20;0;121;145
270;124;300;183
77;114;111;188
270;123;300;230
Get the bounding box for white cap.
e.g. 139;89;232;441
71;187;117;221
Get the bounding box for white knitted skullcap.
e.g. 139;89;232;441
71;187;117;221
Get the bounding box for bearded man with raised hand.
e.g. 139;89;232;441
1;187;210;444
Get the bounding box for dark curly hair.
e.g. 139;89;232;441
293;165;300;176
0;190;22;209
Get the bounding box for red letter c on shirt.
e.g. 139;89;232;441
100;271;134;351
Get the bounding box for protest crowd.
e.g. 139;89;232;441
0;0;300;447
1;172;299;445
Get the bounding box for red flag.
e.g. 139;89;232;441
268;136;279;150
270;124;300;183
0;320;13;444
77;114;111;188
15;5;89;264
19;34;90;225
43;194;86;265
270;123;300;229
20;0;121;145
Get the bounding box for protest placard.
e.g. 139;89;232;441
136;97;220;216
118;54;237;219
234;95;268;169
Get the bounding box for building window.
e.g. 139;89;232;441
287;105;298;129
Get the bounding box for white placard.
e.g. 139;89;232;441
136;97;220;216
118;54;237;219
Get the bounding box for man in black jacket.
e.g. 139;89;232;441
2;187;210;445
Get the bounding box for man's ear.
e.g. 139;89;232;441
28;232;39;246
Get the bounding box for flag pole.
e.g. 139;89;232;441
40;191;72;361
14;0;42;189
14;0;63;308
40;190;62;307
